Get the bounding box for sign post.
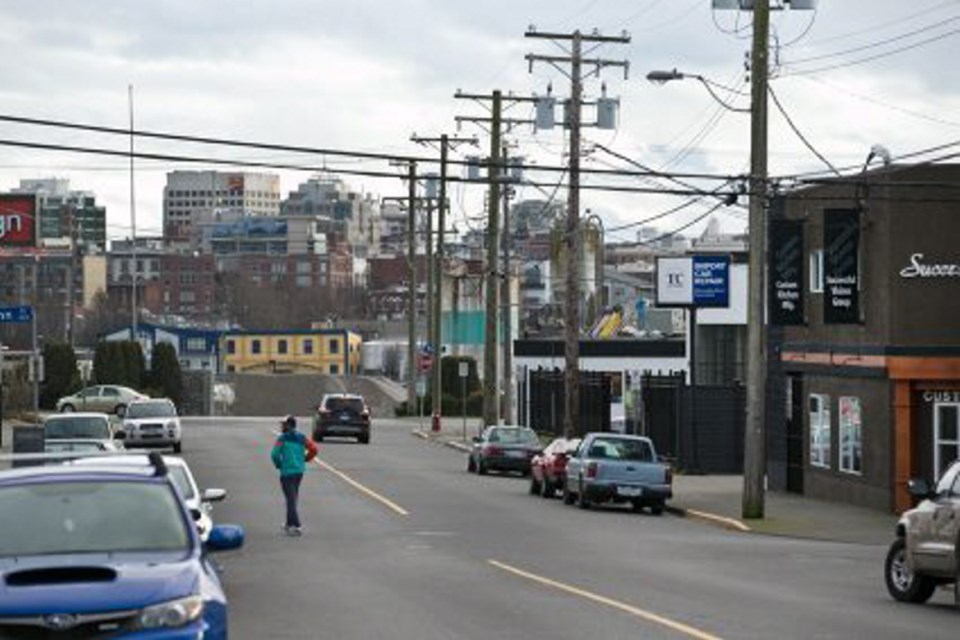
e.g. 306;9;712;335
416;376;427;431
459;361;469;442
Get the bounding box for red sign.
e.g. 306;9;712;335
0;194;37;247
417;352;434;373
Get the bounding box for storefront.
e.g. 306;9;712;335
771;164;960;512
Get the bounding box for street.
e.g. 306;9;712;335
184;417;957;640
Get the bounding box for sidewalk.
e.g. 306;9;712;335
410;417;898;546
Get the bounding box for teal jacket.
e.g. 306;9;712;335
271;430;318;477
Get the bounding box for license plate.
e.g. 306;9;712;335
340;414;350;422
617;486;642;497
507;450;526;458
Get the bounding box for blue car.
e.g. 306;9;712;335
0;454;244;638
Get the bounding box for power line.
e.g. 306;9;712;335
800;1;958;48
768;85;839;176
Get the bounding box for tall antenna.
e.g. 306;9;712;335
128;84;138;342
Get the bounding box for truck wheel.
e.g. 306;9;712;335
885;538;936;603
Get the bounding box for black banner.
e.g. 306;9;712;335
769;219;805;325
823;208;860;324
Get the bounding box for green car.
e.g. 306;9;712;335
56;385;148;415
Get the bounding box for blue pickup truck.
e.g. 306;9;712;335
562;433;673;515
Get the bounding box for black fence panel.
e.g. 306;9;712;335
527;368;611;437
681;385;745;474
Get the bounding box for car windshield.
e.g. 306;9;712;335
126;402;176;419
45;441;106;453
489;429;538;445
0;480;190;556
326;398;364;413
169;466;196;501
44;417;111;440
587;438;654;462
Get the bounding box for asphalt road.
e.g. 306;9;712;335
182;416;957;640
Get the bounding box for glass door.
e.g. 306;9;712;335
934;402;960;480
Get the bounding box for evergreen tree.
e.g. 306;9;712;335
39;343;80;409
150;341;182;405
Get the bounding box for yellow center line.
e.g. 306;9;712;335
314;458;410;517
487;560;724;640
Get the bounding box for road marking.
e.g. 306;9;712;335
684;509;751;532
314;458;410;517
487;560;724;640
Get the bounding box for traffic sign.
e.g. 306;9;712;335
0;305;33;323
417;352;434;373
458;362;469;378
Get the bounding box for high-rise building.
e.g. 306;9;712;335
163;171;280;249
10;178;107;251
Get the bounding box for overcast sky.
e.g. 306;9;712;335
1;0;958;244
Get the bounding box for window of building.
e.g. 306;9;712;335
329;339;340;355
303;339;314;355
252;339;261;355
226;340;236;355
839;397;862;475
810;250;824;293
330;363;339;375
278;339;288;355
296;275;312;288
809;394;831;468
186;337;206;352
180;290;196;303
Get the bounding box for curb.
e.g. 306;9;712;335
411;429;471;453
665;505;752;533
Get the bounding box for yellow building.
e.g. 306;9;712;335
222;329;362;375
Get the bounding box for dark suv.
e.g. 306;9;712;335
312;394;371;444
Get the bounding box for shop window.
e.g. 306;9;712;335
839;396;862;475
278;339;288;355
330;363;339;375
934;403;960;479
809;250;824;293
226;340;236;355
252;339;261;355
809;394;831;468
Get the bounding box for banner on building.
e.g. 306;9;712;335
823;208;860;324
0;194;37;247
769;218;805;325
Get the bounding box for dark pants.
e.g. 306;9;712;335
280;473;303;528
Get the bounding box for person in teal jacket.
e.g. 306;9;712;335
271;415;318;536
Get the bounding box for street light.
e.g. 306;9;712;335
646;69;750;114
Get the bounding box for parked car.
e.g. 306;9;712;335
562;433;673;515
530;437;581;498
121;397;183;453
313;393;371;444
0;454;244;638
42;412;118;446
467;426;542;476
72;454;227;542
56;385;148;415
884;459;960;604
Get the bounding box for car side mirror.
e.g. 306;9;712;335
202;488;227;503
206;524;245;552
906;478;933;499
472;436;482;443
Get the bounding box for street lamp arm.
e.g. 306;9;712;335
646;69;750;113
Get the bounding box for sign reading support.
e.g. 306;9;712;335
655;256;730;308
458;361;469;378
0;305;34;323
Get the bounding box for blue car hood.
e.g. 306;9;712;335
0;552;198;616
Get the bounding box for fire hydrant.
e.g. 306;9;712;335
431;411;442;433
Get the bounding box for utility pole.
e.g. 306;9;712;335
425;195;435;361
454;90;536;427
501;143;514;424
742;0;771;519
411;133;478;425
406;162;418;410
66;201;78;347
525;28;630;437
128;84;138;343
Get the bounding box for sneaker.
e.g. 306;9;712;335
286;526;303;537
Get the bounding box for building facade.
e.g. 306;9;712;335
222;329;362;375
10;179;107;251
770;164;960;512
163;171;281;249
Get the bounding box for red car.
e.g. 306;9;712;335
529;437;581;498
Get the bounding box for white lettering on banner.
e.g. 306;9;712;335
775;280;800;311
900;253;960;279
0;214;23;240
922;391;960;403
